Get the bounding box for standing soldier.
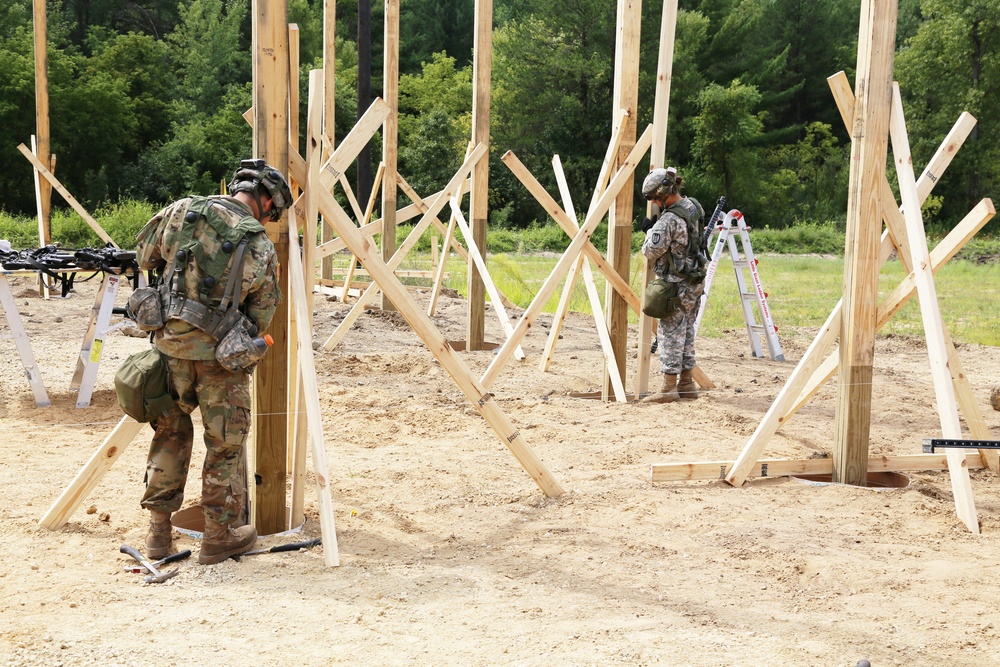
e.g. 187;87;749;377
639;167;708;404
132;159;290;563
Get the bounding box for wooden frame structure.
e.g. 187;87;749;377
653;0;997;535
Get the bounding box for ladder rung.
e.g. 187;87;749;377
740;292;756;301
733;260;751;268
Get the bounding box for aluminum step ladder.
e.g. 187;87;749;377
695;209;784;361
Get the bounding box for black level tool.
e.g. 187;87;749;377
922;438;1000;453
236;537;322;559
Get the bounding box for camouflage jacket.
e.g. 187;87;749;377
135;195;281;360
641;196;705;283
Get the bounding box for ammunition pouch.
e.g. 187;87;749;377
128;287;165;332
215;317;268;372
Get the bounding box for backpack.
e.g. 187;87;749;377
115;348;176;422
663;197;708;282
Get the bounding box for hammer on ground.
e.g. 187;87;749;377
119;545;180;583
123;549;192;574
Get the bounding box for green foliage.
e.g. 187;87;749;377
0;200;157;249
896;0;1000;230
690;80;764;217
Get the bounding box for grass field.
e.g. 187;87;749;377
327;250;1000;347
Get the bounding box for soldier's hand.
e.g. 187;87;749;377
640;216;657;233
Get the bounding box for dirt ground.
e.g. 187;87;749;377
3;268;1000;667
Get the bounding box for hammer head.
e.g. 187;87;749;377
144;567;180;584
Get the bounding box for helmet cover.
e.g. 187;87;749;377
228;159;293;221
641;167;680;200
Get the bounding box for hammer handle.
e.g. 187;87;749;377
120;544;157;573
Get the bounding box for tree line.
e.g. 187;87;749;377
0;0;995;234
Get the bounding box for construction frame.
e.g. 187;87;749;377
27;0;999;569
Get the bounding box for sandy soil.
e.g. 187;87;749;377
3;269;1000;667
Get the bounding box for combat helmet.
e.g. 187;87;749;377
228;159;292;222
641;167;681;201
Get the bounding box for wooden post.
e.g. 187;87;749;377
251;0;291;535
321;0;337;281
604;0;641;401
32;0;51;248
466;0;493;349
833;0;897;486
380;0;399;312
635;0;678;397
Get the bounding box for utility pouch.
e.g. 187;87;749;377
127;287;165;331
642;278;680;319
115;348;175;423
216;318;268;372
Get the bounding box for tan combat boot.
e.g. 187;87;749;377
145;510;173;560
678;369;699;400
641;374;680;404
199;518;257;564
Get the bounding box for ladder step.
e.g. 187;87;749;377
733;260;751;269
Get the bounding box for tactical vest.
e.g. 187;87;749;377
662;197;708;283
156;197;266;340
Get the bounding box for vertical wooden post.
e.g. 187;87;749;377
321;0;337;280
466;0;493;349
635;0;678;397
604;0;641;400
356;0;373;207
251;0;290;534
380;0;399;312
32;0;52;248
833;0;898;485
288;24;300;159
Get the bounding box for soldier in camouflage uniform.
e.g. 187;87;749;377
134;159;289;564
639;167;707;404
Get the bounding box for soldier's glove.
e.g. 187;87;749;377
640;216;657;233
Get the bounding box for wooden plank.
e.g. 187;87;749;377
316;169;565;497
428;211;458;317
481;125;652;390
653;453;987;483
380;0;399;312
251;0;291;535
540;112;631;368
16;144;117;247
449;197;525;360
322;145;488;351
39;417;145;529
833;0;898;485
290;69;326;528
786;200;996;424
289;23;300;161
636;0;679;397
501;151;640;313
467;0;494;350
288;213;341;565
889;82;977;532
342;162;384;302
540;156;586;373
547;155;625;402
29;136;50;299
396;175;515;310
32;0;52;248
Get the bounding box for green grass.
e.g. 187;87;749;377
3;200;999;346
325;250;1000;347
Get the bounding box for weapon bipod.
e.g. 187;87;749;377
695;209;784;361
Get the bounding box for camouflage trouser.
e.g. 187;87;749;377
657;279;704;375
140;357;251;525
